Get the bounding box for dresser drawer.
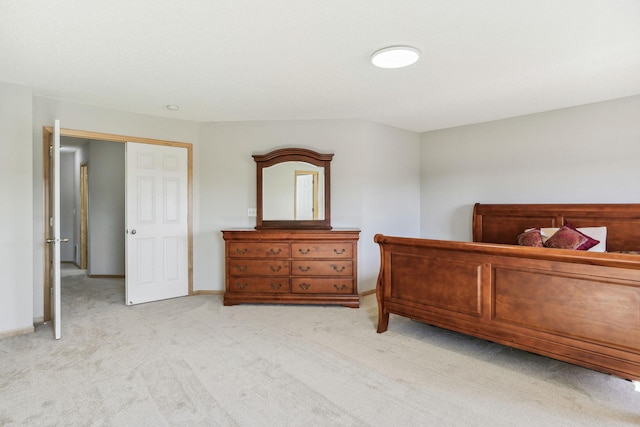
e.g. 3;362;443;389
292;278;354;294
291;260;352;276
228;242;290;258
228;277;290;293
291;242;353;258
228;260;289;276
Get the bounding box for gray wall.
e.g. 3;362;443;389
0;81;33;335
420;95;640;241
87;141;125;275
360;121;421;284
60;153;75;262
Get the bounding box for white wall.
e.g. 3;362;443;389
360;122;421;286
196;119;421;293
87;141;125;275
420;95;640;241
0;82;34;335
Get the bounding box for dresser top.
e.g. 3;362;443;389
222;228;360;241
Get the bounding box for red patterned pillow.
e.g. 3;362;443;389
517;229;544;247
543;223;600;250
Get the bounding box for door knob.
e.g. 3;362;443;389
131;229;137;235
46;238;70;243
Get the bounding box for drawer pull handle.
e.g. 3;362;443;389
235;282;249;289
235;265;248;272
333;248;346;255
270;265;282;272
270;248;282;255
334;284;347;290
331;265;346;273
298;283;311;290
235;248;248;255
298;248;311;254
270;283;283;290
298;266;311;272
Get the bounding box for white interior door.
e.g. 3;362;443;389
49;119;62;339
295;172;317;220
125;142;189;305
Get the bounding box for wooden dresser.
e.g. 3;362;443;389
222;229;360;307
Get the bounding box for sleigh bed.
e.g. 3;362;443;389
375;203;640;381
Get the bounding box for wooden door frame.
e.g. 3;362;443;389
42;127;194;321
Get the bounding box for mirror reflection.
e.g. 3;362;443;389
263;162;325;221
254;147;332;229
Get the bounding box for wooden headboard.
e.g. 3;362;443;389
472;203;640;252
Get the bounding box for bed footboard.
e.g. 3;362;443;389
375;234;640;381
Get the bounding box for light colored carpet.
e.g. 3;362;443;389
0;269;638;426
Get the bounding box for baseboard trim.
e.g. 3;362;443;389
193;290;224;296
0;325;34;339
360;289;376;297
192;289;373;297
88;274;125;278
61;261;80;269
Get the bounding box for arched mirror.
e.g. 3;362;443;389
254;148;333;229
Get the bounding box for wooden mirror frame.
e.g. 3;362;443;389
254;148;333;230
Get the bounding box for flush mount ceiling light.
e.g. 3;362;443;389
166;104;180;111
371;46;420;69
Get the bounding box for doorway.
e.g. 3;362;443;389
42;127;194;322
60;138;124;276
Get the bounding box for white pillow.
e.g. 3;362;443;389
539;226;607;252
540;227;559;243
577;227;607;252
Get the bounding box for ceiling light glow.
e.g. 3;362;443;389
371;46;420;69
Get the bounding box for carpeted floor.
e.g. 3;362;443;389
0;269;638;426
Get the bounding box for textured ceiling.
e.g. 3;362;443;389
2;1;639;132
